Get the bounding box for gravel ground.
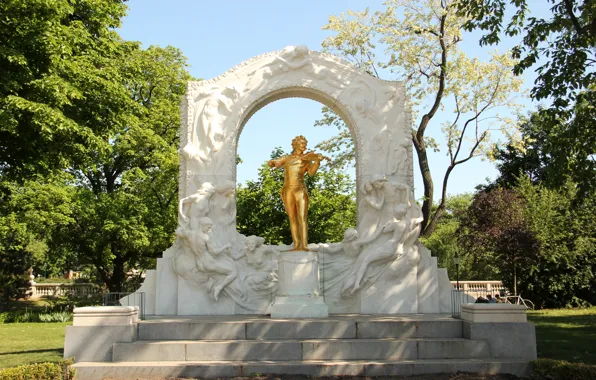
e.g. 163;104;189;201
106;373;524;380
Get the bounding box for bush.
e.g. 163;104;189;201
0;359;74;380
532;358;596;380
0;310;73;323
38;312;72;323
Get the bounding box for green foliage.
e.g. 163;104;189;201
459;188;539;291
457;0;595;105
531;358;596;380
0;358;74;380
237;148;356;245
0;1;193;292
419;194;474;278
516;177;596;308
319;0;523;237
493;94;596;200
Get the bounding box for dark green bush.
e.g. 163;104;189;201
532;358;596;380
0;359;74;380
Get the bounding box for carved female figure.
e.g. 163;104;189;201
178;182;216;230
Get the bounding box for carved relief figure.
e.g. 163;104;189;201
351;80;382;123
175;217;236;301
348;203;409;294
240;235;278;270
315;228;367;258
358;175;387;240
268;136;328;251
178;182;216;230
183;86;239;170
211;180;238;244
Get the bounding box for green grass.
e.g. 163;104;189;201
528;307;596;365
0;322;69;369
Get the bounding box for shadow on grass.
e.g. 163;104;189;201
528;311;596;365
0;348;63;356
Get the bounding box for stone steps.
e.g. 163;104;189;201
113;338;489;362
73;359;530;380
137;317;463;340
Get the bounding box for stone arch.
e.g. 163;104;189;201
180;46;413;226
232;86;361;184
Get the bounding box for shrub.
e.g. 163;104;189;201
0;358;74;380
38;312;72;323
532;358;596;380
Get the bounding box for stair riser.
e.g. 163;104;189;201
137;320;463;340
74;361;531;380
113;340;489;361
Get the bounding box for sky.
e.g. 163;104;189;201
117;0;545;200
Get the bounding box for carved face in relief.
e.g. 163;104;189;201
245;235;265;251
343;228;358;242
199;217;213;233
394;204;408;219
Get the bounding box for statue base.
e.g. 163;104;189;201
271;250;329;318
271;296;328;318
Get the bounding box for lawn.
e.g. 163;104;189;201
528;307;596;365
0;322;69;369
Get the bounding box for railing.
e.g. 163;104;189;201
103;292;145;320
450;281;506;301
29;283;100;299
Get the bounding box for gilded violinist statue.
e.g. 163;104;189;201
268;135;329;251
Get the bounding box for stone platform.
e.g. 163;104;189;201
70;313;535;379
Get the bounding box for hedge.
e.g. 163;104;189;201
532;358;596;380
0;359;74;380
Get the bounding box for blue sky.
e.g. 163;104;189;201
118;0;544;200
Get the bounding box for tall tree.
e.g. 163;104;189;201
0;0;129;180
457;0;595;106
58;45;191;292
237;148;356;245
318;0;523;237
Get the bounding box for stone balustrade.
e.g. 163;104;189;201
29;283;100;299
450;280;506;300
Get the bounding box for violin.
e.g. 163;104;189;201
300;151;331;162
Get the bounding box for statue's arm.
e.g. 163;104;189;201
178;196;193;221
268;156;287;169
306;157;322;176
207;239;231;256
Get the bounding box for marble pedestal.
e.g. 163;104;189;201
271;251;328;318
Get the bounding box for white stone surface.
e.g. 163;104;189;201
417;246;439;313
461;304;528;322
132;45;464;316
155;256;178;315
72;306;138;326
271;296;329;318
120;270;156;315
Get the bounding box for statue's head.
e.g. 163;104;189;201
371;174;387;189
199;217;213;232
394;204;408;219
198;182;216;194
291;135;308;152
343;228;358;241
245;235;265;251
294;45;309;57
218;180;236;196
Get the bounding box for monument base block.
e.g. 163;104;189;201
271;296;329;318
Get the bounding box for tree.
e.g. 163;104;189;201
0;0;129;180
56;45;191;292
0;1;194;292
237;148;356;245
319;0;523;237
419;193;474;278
491;92;596;199
457;0;595;106
458;188;539;295
0;175;75;308
515;177;596;308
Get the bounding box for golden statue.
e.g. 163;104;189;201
268;135;329;251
